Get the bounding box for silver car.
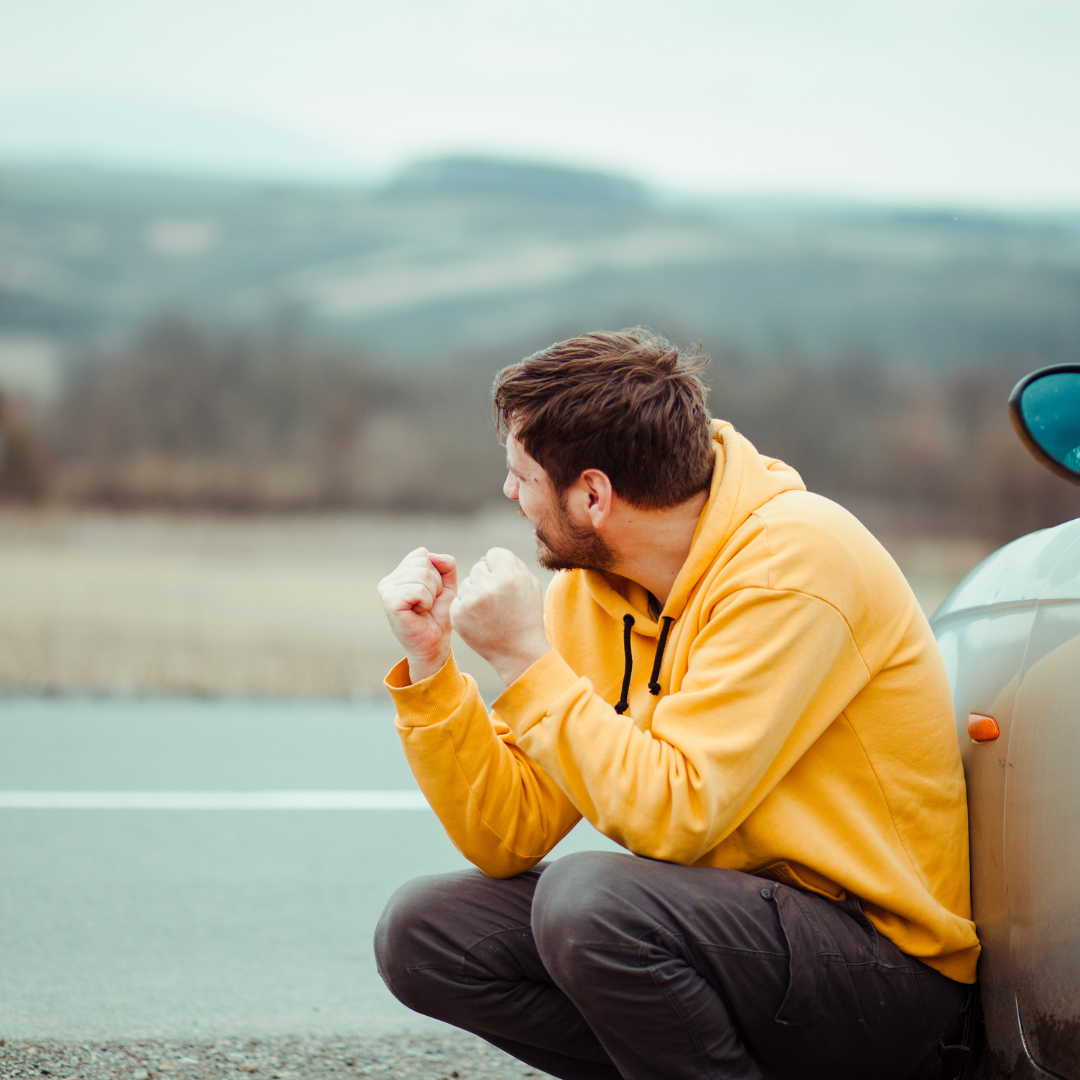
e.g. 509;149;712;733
931;363;1080;1079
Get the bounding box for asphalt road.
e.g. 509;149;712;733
0;695;619;1041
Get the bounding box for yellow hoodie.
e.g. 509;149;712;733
386;421;979;983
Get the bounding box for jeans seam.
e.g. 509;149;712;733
828;956;918;972
636;928;731;1080
697;943;788;961
565;938;789;962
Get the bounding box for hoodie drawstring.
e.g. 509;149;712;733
615;613;675;715
615;614;635;714
648;616;675;695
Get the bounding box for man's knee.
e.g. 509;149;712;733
532;852;642;980
374;872;455;1009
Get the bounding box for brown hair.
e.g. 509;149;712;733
493;328;714;509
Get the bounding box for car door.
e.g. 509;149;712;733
932;519;1080;1078
934;581;1036;1072
1005;526;1080;1080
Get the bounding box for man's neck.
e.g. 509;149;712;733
603;489;710;607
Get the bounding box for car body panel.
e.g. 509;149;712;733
932;518;1080;1079
1007;600;1080;1077
935;605;1034;1076
935;523;1080;621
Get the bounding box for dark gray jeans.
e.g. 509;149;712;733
374;852;971;1080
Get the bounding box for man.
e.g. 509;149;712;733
374;329;978;1080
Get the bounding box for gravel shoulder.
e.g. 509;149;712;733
0;1034;545;1080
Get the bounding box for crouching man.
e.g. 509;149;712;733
374;329;979;1080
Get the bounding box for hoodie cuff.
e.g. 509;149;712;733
492;648;581;740
385;651;469;727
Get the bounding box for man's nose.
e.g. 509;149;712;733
503;473;519;499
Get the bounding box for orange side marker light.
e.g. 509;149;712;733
967;713;1000;742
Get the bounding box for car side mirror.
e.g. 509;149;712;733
1009;364;1080;485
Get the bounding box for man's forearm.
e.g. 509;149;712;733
485;642;553;688
386;653;582;875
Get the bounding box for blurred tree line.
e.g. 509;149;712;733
36;316;507;512
708;349;1080;540
1;315;1077;542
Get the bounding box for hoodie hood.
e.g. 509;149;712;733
582;420;805;635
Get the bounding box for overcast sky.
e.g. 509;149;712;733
1;0;1077;206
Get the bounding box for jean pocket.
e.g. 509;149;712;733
771;884;824;1027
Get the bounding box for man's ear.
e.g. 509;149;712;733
574;469;613;528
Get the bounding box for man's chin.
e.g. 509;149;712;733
535;537;574;573
535;537;611;574
535;538;567;572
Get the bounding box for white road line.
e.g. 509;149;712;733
0;791;431;810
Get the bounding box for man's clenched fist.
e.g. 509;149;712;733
377;548;457;683
450;547;551;687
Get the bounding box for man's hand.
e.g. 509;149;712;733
377;548;457;683
450;547;551;687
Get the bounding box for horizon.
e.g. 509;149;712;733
3;152;1080;219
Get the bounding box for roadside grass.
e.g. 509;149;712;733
0;510;991;699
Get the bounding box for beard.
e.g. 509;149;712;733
525;498;618;573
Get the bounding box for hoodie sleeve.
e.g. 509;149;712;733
386;651;582;877
492;586;870;865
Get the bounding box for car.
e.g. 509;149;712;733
930;362;1080;1080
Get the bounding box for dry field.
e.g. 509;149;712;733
0;508;993;698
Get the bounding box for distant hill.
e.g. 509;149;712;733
1;157;1078;378
390;155;648;206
